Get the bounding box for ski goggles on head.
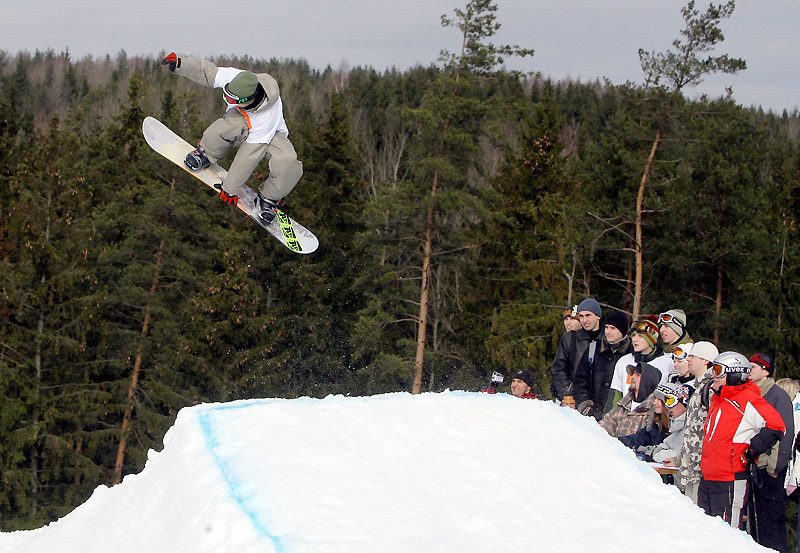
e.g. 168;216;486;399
658;312;685;329
672;346;689;360
630;321;653;334
222;85;255;106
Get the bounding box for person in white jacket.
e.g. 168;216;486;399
161;52;303;224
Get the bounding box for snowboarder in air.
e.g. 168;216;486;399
161;52;302;224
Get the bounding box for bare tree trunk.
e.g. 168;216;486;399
633;116;666;320
412;169;440;394
113;239;165;484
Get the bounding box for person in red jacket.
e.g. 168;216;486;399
699;351;785;529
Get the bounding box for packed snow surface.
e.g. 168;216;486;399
0;391;771;552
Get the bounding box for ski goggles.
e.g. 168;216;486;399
711;362;727;377
658;312;685;329
663;393;680;408
222;85;255;106
672;346;689;360
630;321;655;334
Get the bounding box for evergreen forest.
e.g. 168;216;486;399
2;0;800;532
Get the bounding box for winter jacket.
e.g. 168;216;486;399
755;378;794;474
172;56;292;194
652;411;687;463
549;326;602;401
677;370;714;489
609;347;673;400
618;421;667;452
599;363;661;438
572;334;633;420
701;381;785;482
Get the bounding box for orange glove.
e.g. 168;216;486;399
219;189;238;206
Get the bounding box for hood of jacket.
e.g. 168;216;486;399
634;362;662;404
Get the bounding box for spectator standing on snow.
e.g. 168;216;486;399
657;309;693;355
748;353;794;553
699;352;784;529
609;316;672;405
573;311;632;420
550;298;604;406
599;362;661;438
667;344;693;385
672;340;719;503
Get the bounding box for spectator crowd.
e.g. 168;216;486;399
492;298;800;553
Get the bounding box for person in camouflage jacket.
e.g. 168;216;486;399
599;362;660;438
668;341;718;503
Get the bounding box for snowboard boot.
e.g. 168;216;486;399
254;193;285;225
184;145;211;172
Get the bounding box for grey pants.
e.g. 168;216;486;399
200;109;302;201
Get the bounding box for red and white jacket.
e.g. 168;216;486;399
701;381;785;481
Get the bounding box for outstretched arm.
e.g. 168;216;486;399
162;52;220;88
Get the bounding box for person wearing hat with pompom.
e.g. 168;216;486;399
748;353;794;553
161;52;303;224
608;315;673;408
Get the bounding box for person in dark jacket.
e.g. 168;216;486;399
550;298;604;404
573;311;632;420
748;353;794;553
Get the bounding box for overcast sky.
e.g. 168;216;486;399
2;0;797;113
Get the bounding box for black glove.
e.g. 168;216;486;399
740;447;759;466
577;400;594;415
161;52;181;71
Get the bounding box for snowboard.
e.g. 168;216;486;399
141;116;318;254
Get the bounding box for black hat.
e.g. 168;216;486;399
512;369;535;389
604;311;630;336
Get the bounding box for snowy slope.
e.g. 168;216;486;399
0;392;771;553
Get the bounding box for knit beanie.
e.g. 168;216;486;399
577;298;602;317
660;309;687;337
604;311;630;336
632;315;659;348
512;369;536;389
749;353;775;377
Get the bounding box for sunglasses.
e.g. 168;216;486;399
658;312;685;330
222;85;254;106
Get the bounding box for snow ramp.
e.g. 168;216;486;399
0;392;770;553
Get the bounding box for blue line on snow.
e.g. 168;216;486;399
197;409;286;553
